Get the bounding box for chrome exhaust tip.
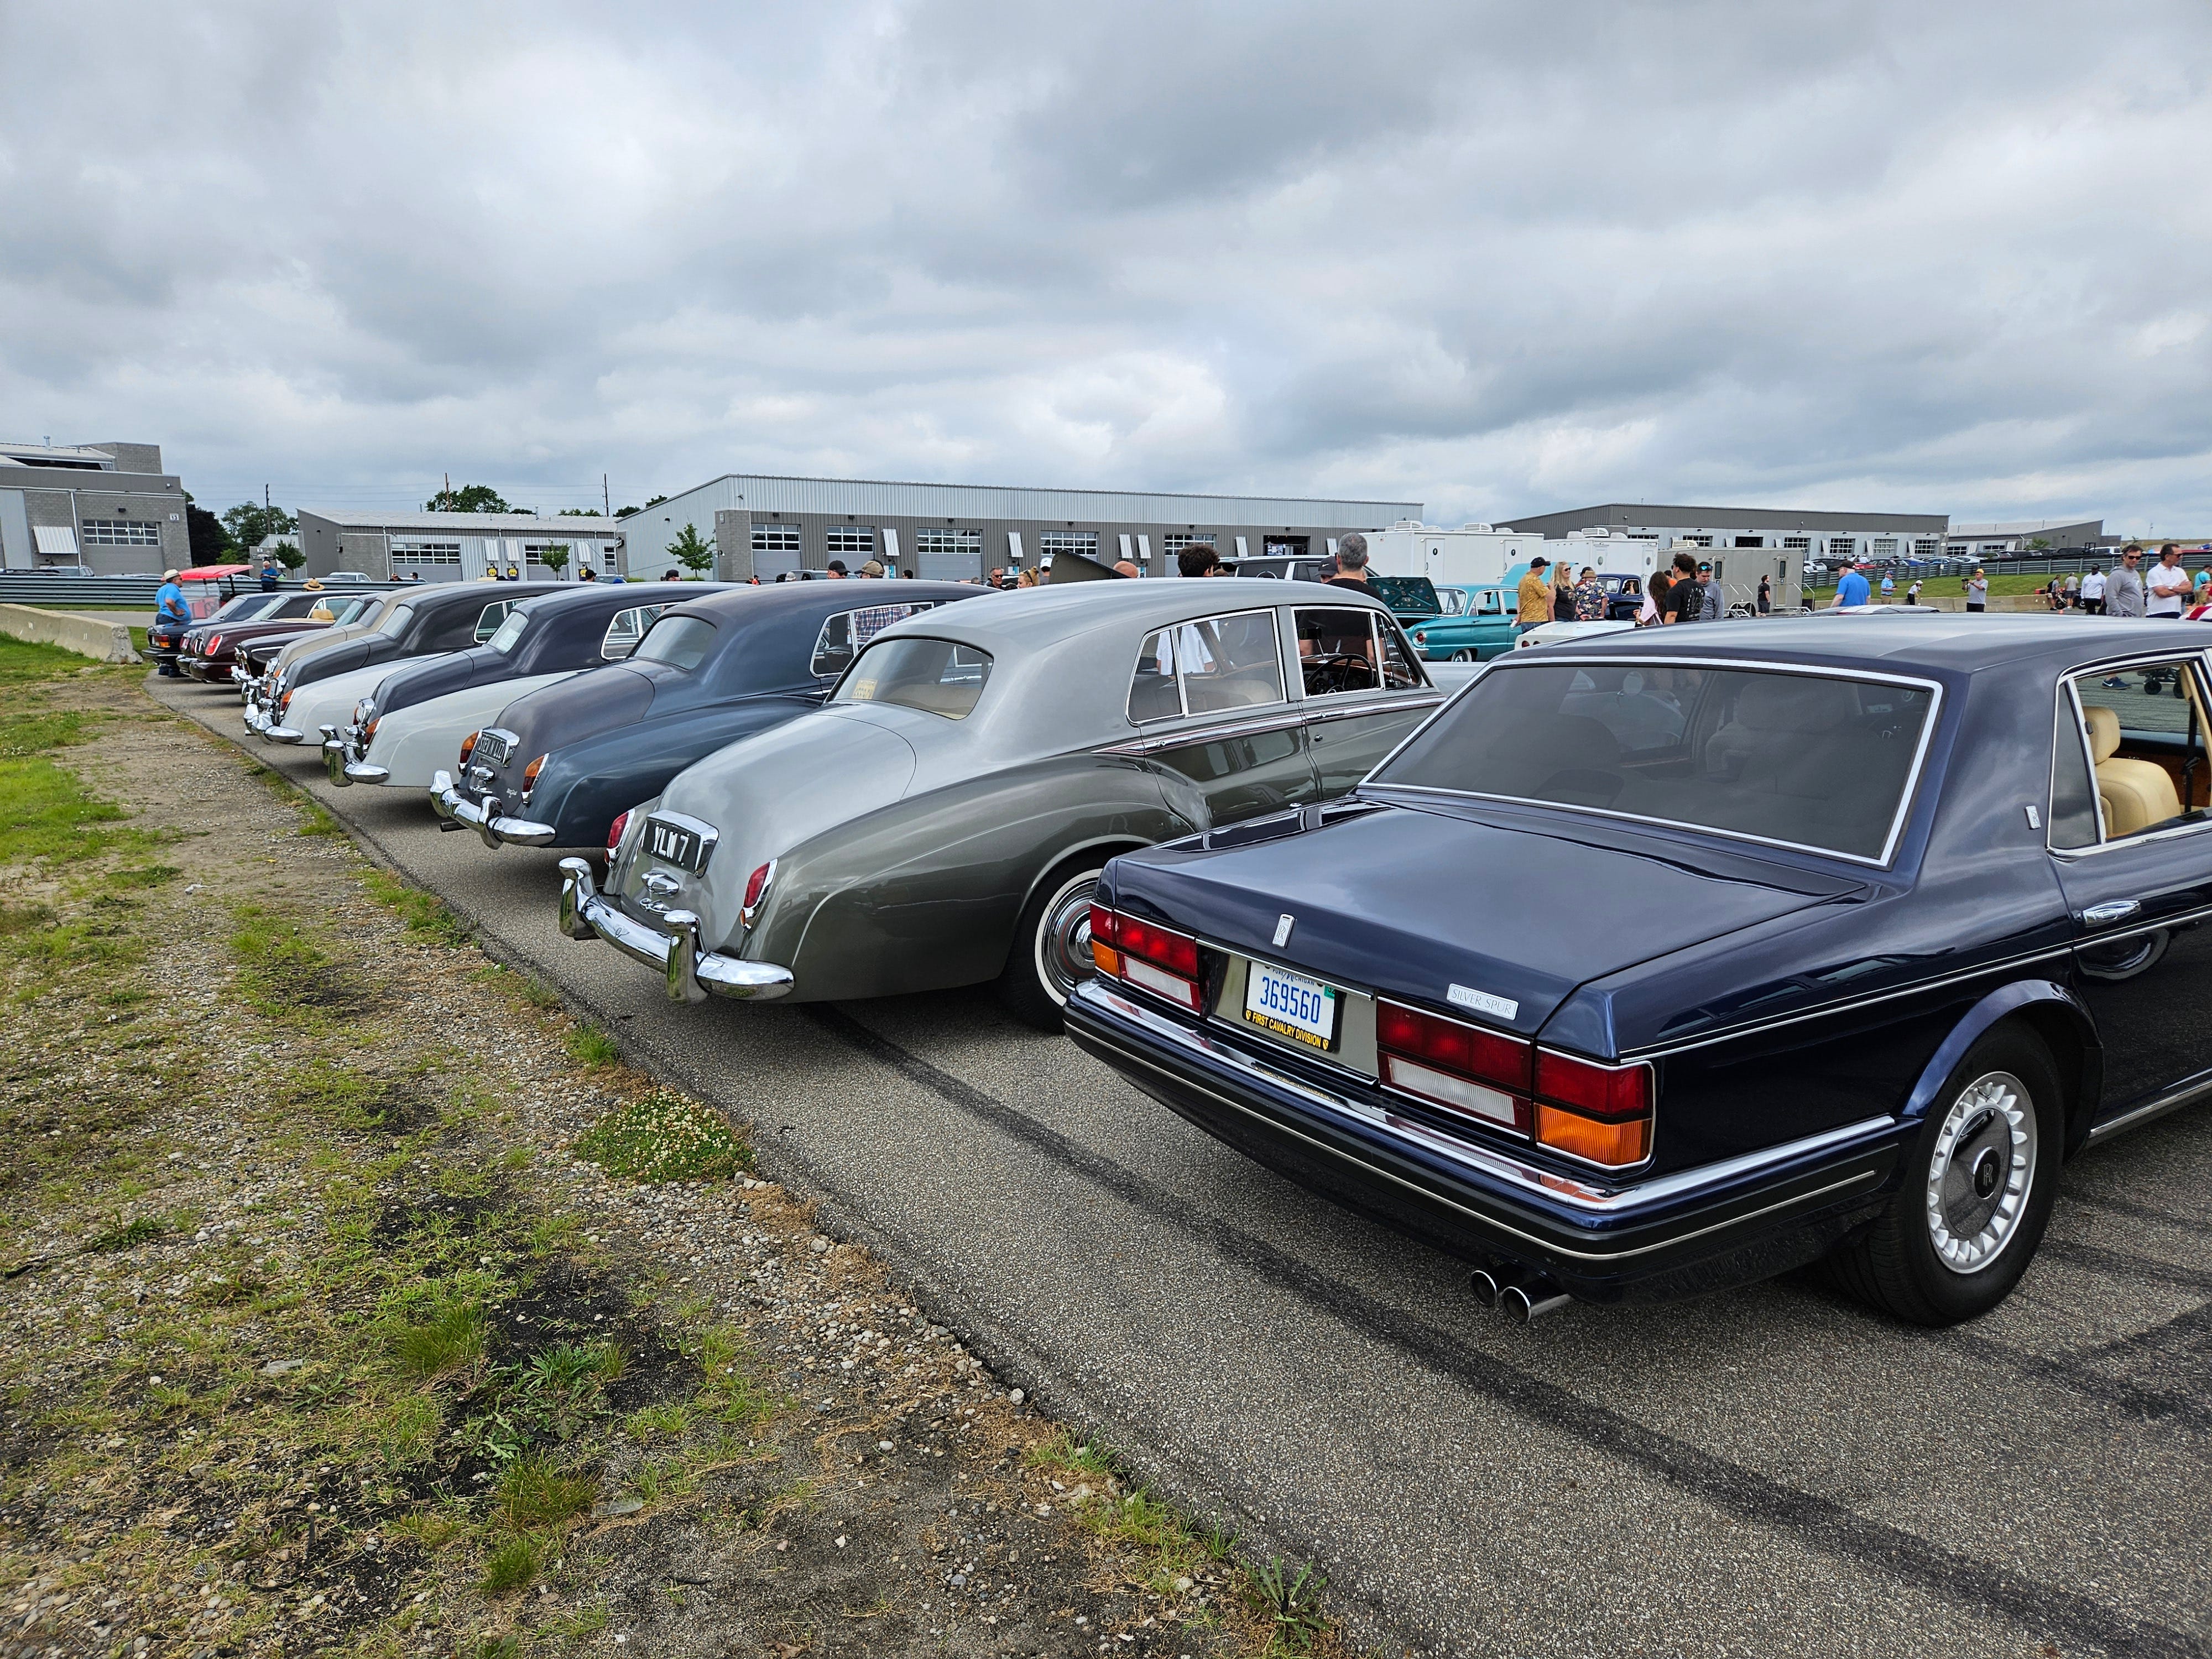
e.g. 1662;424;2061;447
1499;1279;1573;1324
1467;1267;1518;1308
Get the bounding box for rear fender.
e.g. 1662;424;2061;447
1902;979;2101;1155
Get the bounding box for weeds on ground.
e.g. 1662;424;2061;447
229;903;348;1014
564;1022;620;1068
571;1088;751;1182
361;865;473;946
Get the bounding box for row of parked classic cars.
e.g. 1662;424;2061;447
179;575;2212;1327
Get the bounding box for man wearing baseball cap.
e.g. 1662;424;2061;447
1515;555;1553;635
153;568;191;677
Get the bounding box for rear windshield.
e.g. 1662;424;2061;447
833;637;992;719
373;603;415;639
486;611;530;654
632;615;717;671
1371;661;1937;862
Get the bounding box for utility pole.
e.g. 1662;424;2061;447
264;484;270;509
603;473;610;518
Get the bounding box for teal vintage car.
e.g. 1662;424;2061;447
1405;583;1519;661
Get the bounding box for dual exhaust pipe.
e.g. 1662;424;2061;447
1468;1265;1573;1324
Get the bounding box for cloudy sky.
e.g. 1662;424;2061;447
3;2;2208;530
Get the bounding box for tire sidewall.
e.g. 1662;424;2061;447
998;860;1107;1031
1891;1027;2064;1322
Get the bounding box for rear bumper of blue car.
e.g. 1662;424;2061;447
1065;980;1905;1303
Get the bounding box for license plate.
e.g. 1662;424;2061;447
642;815;709;874
476;730;514;766
1243;961;1340;1051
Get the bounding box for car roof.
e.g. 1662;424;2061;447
1506;613;2212;674
870;578;1392;655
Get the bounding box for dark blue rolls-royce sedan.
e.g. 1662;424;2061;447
1067;615;2212;1324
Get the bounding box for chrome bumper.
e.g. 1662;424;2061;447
321;732;388;786
558;857;794;1004
429;770;555;848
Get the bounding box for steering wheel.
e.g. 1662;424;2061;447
1305;653;1376;695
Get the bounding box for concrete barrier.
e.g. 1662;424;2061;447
0;603;140;663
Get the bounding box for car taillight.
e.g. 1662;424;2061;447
1532;1051;1653;1168
362;716;379;743
1088;905;1202;1010
521;754;547;798
606;810;630;855
207;634;223;653
740;860;776;929
1376;999;1532;1132
279;690;294;711
459;731;479;767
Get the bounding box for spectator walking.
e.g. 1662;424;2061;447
1553;567;1576;622
2064;572;2080;608
258;558;280;592
1641;564;1671;627
1879;570;1896;601
1833;560;1872;608
2080;565;2106;614
1661;552;1704;624
2148;544;2191;619
1573;565;1605;620
1965;569;1989;613
2106;546;2146;618
826;561;849;578
1698;564;1725;621
1515;556;1553;634
1757;574;1771;615
1327;534;1372;591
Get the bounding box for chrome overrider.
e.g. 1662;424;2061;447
427;769;559;849
320;724;389;787
557;857;795;1004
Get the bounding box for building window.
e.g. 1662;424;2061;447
1040;531;1098;561
1734;536;1764;548
915;528;983;559
1827;537;1855;557
393;541;463;565
1162;533;1215;556
1871;538;1898;557
1782;536;1812;551
1683;534;1714;549
81;520;163;547
1913;539;1940;558
753;524;802;556
826;525;875;558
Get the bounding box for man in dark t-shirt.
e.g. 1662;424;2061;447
1659;552;1703;624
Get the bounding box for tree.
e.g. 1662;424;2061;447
667;524;716;578
273;540;305;573
185;497;229;565
644;494;669;509
2028;536;2052;551
221;501;298;551
424;484;513;514
558;508;603;518
538;543;571;578
614;505;643;519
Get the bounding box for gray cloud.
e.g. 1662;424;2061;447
1;0;2207;531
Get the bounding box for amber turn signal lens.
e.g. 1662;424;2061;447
459;731;479;767
1536;1104;1650;1168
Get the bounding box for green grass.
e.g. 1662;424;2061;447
0;636;107;684
229;906;347;1014
282;1058;411;1133
495;1454;597;1529
87;1215;169;1252
392;1300;489;1381
477;1533;541;1594
360;867;473;947
571;1089;750;1183
0;706;152;868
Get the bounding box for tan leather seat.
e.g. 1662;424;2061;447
2085;704;2180;837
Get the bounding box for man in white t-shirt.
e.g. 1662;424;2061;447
2148;545;2192;618
2079;566;2107;615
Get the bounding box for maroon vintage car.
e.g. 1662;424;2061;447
178;592;374;684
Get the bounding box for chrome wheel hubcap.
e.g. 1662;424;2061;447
1926;1070;2036;1275
1035;873;1102;1005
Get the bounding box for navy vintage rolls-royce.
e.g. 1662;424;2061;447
1066;615;2212;1324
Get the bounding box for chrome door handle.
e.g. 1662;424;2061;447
2081;900;2141;927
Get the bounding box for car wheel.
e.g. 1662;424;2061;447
1450;649;1475;662
997;858;1108;1032
1827;1026;2062;1325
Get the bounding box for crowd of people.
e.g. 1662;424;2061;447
1823;541;2211;619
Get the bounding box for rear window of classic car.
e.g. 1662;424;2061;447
1371;661;1937;862
834;637;992;719
810;602;938;677
1128;609;1286;722
486;609;531;653
631;615;717;671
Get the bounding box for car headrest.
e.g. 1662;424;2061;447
1732;674;1856;734
2084;703;2121;763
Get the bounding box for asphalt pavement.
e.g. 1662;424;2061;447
154;675;2212;1659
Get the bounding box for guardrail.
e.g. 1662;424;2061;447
0;576;408;610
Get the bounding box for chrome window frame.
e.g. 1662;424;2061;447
1288;603;1432;705
1363;654;1947;870
2049;648;2212;860
827;633;994;720
1123;606;1290;727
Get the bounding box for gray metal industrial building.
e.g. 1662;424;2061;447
0;439;189;573
296;510;627;582
1945;518;2114;556
1501;502;1953;564
619;473;1422;582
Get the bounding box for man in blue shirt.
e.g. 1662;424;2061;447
1833;561;1872;608
152;568;191;676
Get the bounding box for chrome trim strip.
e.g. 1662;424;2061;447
1303;690;1443;726
2086;1071;2212;1144
1077;983;1891;1224
1368;655;1947;870
2054;898;2212;948
1099;707;1312;757
1076;988;1884;1264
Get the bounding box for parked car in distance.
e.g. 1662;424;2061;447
1231;555;1335;583
1068;614;2212;1324
249;584;564;741
325;571;374;583
1514;618;1639;649
178;591;367;682
33;563;98;578
1407;585;1518;661
434;581;985;852
559;580;1448;1029
325;583;696;789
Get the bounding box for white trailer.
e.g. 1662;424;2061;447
1361;520;1550;589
